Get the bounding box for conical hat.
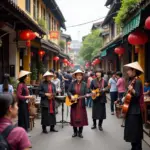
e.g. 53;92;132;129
43;71;54;77
72;69;84;78
124;61;144;73
18;70;31;79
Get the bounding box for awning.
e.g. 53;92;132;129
123;11;141;36
100;39;122;58
41;39;59;53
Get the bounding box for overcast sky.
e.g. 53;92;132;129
56;0;109;41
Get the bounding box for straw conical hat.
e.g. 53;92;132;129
124;61;144;73
43;71;54;77
72;69;84;78
18;70;31;79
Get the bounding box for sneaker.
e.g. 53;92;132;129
111;112;114;115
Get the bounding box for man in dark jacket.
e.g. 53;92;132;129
39;71;58;133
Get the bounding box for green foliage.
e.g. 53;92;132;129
59;40;65;49
38;61;46;74
114;0;141;26
31;64;38;80
38;18;47;30
79;29;102;61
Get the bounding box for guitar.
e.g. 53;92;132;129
65;94;91;106
91;86;109;100
122;77;137;115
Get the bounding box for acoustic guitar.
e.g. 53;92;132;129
91;86;109;100
65;94;91;106
122;77;137;115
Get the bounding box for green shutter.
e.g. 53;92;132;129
123;11;141;36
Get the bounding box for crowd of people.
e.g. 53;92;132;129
0;61;147;150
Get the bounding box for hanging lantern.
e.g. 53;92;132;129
20;30;36;48
67;41;71;45
63;59;68;63
94;58;101;64
26;40;31;47
145;16;150;30
53;56;59;62
114;47;125;57
38;50;45;60
128;30;148;45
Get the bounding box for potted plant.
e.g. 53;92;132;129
31;64;38;85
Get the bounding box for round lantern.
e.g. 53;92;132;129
128;30;148;45
63;59;68;63
67;42;71;45
114;47;125;57
20;30;36;48
26;40;31;47
38;50;45;60
53;56;59;62
145;16;150;30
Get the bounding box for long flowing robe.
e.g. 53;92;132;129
124;78;143;142
90;78;107;120
39;81;56;126
67;80;88;127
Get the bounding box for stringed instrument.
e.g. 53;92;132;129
122;77;137;115
65;94;91;106
91;86;109;100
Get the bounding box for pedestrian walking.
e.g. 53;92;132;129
67;69;88;138
108;72;118;115
0;93;31;150
17;70;34;132
39;71;58;134
0;74;14;94
116;71;126;104
124;62;144;150
90;68;108;131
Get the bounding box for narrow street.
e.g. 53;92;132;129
30;103;150;150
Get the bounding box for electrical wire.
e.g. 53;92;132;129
66;12;117;28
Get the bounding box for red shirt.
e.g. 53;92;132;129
0;118;31;150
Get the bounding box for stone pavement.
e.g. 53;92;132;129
29;103;150;150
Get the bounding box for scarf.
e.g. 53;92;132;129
48;83;54;114
75;82;82;123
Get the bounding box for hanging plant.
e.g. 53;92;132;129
114;0;141;26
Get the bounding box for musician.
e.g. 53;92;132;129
90;68;108;131
67;69;88;138
124;62;144;150
39;71;58;134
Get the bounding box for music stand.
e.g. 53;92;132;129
55;95;70;128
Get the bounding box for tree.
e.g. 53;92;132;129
79;29;102;61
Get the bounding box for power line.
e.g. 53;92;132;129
66;12;117;28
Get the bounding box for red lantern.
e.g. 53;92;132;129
38;50;45;60
20;30;36;40
26;40;31;47
53;56;59;62
145;16;150;30
128;30;148;45
63;59;68;63
114;47;125;57
67;42;71;45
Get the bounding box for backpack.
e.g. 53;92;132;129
0;125;14;150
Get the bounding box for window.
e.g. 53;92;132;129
48;14;51;31
110;22;114;40
25;0;30;13
33;0;37;19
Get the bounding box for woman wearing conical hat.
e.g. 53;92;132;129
67;69;88;138
123;62;144;150
17;70;34;132
39;71;58;134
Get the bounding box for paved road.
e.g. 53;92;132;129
30;103;150;150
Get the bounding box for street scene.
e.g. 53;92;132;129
0;0;150;150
